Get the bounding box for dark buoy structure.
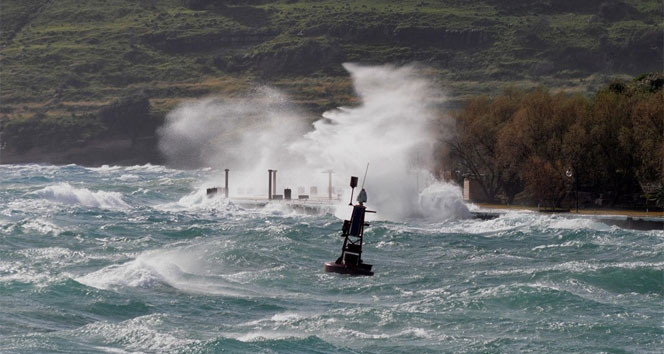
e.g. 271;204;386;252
324;175;376;276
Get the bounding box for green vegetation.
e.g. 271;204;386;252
448;73;663;209
0;0;661;164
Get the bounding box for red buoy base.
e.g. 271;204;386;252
324;261;374;276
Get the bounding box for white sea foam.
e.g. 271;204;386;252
159;187;243;214
20;218;64;236
235;331;307;342
88;164;123;172
0;249;85;286
130;188;149;195
398;327;434;339
75;245;207;290
32;183;130;209
259;201;299;216
336;328;391;339
2;218;65;236
548;217;612;231
532;240;585;250
430;211;622;235
76;259;167;289
77;314;199;352
18;247;87;264
0;260;54;285
125;163;171;173
270;312;303;323
0;245;128;286
118;174;139;181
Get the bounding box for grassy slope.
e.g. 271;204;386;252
0;0;661;162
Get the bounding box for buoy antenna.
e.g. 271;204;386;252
361;163;370;189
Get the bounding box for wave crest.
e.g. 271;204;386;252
32;183;130;209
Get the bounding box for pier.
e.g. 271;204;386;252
231;197;338;215
208;169;663;231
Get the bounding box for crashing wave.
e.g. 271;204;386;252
32;183;130;209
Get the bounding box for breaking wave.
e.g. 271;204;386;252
32;183;130;209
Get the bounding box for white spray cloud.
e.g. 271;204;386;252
158;87;314;195
158;87;308;171
290;63;467;220
158;64;469;221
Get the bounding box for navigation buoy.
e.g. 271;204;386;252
324;175;376;276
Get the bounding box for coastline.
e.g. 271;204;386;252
475;203;664;218
473;203;664;231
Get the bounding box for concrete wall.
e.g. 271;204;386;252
463;178;489;202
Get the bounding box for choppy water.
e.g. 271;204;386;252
1;164;662;353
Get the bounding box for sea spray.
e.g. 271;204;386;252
157;87;312;191
291;63;466;220
417;182;471;220
158;64;468;221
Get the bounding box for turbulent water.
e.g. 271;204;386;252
1;164;662;353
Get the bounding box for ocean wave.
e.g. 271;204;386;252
118;174;139;181
1;218;65;237
87;164;124;172
31;183;130;209
0;260;56;285
430;211;621;236
417;182;471;221
259;201;301;216
573;265;664;295
198;335;343;352
17;247;87;263
76;260;165;290
75;242;259;297
478;260;664;276
157;187;243;215
31;219;66;236
0;246;128;287
547;217;613;231
532;240;585;250
236;331;308;342
86;163;171;173
76;314;200;352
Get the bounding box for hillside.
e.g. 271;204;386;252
0;0;661;165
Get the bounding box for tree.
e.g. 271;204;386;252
449;89;523;202
630;89;664;201
522;155;570;208
449;73;661;209
584;88;639;205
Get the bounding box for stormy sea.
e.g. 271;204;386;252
1;163;662;353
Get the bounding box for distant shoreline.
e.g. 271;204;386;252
475;203;664;219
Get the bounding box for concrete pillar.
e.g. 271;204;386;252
327;170;333;200
273;170;277;198
268;169;273;200
224;169;229;198
463;178;470;201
